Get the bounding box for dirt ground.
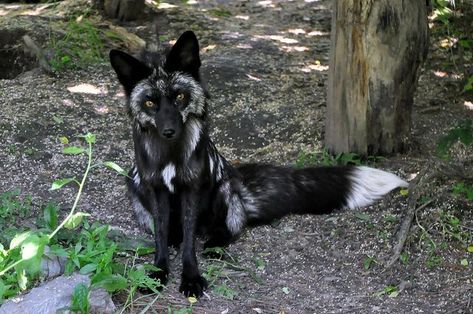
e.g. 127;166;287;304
0;0;472;313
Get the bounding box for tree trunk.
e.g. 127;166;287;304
325;0;429;156
94;0;145;21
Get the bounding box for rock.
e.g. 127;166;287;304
89;288;116;314
40;246;68;280
0;274;116;314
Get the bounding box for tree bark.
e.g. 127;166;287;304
325;0;429;156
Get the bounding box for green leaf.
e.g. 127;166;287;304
91;273;127;292
50;178;77;190
460;259;469;266
59;136;69;145
135;246;155;256
363;257;376;270
79;263;97;275
63;146;85;155
71;283;90;313
400;252;409;265
0;279;7;299
464;76;473;92
17;270;28;291
399;189;409;196
43;203;58;230
102;161;128;176
52;115;64;124
282;287;290;295
79;133;96;144
10;231;32;250
467;246;473;253
64;212;90;230
20;234;47;274
355;212;371;222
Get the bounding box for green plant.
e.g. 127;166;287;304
0;133;135;305
70;283;91;314
452;182;473;201
202;249;261;299
437;119;473;159
363;256;377;270
208;8;232;17
0;189;31;225
375;285;399;298
296;149;364;167
48;19;104;71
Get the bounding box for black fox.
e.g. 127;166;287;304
109;31;408;297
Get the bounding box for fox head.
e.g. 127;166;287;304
109;31;207;141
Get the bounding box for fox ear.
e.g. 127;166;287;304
109;49;153;95
165;31;201;77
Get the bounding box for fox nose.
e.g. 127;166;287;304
162;128;176;138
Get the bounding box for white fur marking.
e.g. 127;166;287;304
131;196;154;233
221;181;247;235
346;166;408;209
133;168;141;186
184;119;202;160
209;156;215;175
162;163;176;193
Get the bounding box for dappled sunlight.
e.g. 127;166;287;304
464;101;473;110
257;1;276;8
0;9;7;16
155;1;177;10
19;4;52;16
253;35;298;44
62;99;75;107
299;61;329;73
235;15;250;20
67;83;106;95
433;70;463;80
280;46;309;52
202;44;216;53
307;30;329;37
287;28;306;35
222;31;243;40
94;105;110;114
236;43;253;49
246;74;261;82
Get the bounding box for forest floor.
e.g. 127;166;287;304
0;0;472;313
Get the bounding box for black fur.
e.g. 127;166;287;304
110;30;407;298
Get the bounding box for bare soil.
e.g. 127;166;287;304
0;0;472;313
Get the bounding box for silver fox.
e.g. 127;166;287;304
109;30;408;298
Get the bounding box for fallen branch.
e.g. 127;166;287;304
384;165;431;269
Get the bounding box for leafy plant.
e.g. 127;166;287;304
48;19;104;71
452;182;473;201
70;283;91;314
437;119;473;159
0;133;134;304
296;149;365;167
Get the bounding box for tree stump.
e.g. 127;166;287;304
325;0;429;155
96;0;145;21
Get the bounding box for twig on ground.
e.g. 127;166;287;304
384;156;473;269
384;165;431;269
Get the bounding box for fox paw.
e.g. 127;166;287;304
179;274;208;297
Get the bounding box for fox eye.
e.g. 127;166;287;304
176;93;186;101
144;100;155;108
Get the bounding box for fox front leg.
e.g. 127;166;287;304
149;188;171;286
179;190;208;297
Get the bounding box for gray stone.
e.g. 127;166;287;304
0;274;115;314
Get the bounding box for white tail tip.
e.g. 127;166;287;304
346;166;408;209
